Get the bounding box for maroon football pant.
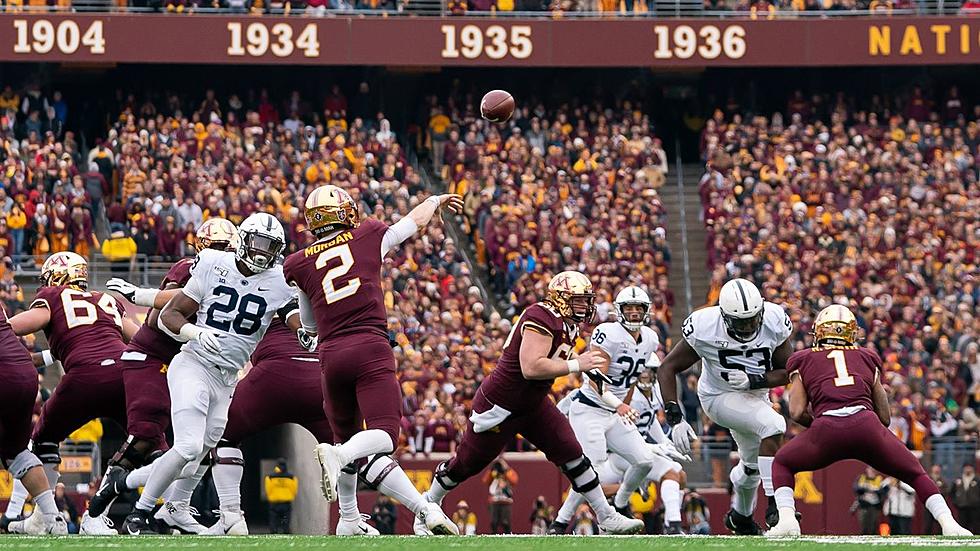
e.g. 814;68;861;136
33;364;128;445
773;410;938;502
221;362;333;446
0;369;38;462
319;336;400;448
121;352;172;451
445;389;583;482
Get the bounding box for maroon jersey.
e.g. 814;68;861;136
479;302;576;412
0;305;37;385
787;345;880;418
32;285;127;373
127;258;194;361
250;316;317;368
283;218;388;342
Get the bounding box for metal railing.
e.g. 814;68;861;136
16;253;184;292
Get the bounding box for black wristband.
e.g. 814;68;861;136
747;374;768;390
665;401;683;426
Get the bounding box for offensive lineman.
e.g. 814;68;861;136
418;272;643;535
767;305;970;537
283;184;458;535
121;212;296;534
657;278;794;534
550;287;664;531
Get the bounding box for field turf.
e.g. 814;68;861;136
1;535;978;551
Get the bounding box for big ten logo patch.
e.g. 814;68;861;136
794;472;823;504
405;469;433;494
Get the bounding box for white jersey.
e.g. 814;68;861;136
628;384;664;442
581;322;660;411
181;249;295;373
682;302;793;397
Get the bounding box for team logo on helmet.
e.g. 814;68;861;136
305;185;359;237
813;304;858;347
546;271;596;323
40;252;88;289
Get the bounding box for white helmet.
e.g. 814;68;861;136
718;278;764;342
236;212;286;273
614;286;652;332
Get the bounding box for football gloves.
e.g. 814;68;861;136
297;328;318;353
721;369;767;390
665;401;698;456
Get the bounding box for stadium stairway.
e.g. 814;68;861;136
660;163;710;345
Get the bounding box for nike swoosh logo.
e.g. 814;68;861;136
359;526;368;534
126;526;140;535
258;287;270;291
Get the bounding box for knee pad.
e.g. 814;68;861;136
178;458;203;479
434;461;461;492
204;426;226;450
731;462;761;489
561;456;600;494
357;454;398;490
210;447;244;467
172;440;205;463
8;450;42;479
33;442;61;466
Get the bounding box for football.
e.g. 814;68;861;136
480;89;515;123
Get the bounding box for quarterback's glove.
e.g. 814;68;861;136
106;278;158;307
297;328;318;353
669;420;698;456
650;442;692;463
721;369;767;390
179;324;222;355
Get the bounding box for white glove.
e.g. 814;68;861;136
179;324;222;355
297;328;318;353
650;442;692;463
106;278;158;307
723;369;751;390
669;419;698;456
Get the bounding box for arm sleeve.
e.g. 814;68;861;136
297;288;317;333
277;297;300;322
380;217;419;259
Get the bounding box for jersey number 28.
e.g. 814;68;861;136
205;285;267;336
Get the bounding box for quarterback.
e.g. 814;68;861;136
658;278;794;534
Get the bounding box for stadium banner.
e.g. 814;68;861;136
0;14;977;66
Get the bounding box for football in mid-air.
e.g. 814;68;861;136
480;90;515;123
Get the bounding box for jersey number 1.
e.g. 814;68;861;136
827;349;855;387
316;244;361;304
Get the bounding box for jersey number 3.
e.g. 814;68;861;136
205;285;267;336
316;244;361;304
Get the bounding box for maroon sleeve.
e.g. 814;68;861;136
30;286;58;311
162;258;194;289
786;349;806;377
282;252;300;286
520;304;561;339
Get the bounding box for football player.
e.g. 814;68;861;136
121;212;295;535
657;278;794;534
550;287;668;531
419;272;643;535
283;185;459;535
5;252;140;533
0;303;68;536
767;305;970;537
86;218;238;535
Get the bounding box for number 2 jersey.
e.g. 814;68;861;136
682;302;792;397
580;322;660;412
786;345;880;417
283;218;389;343
480;302;577;412
181;248;295;373
31;285;127;373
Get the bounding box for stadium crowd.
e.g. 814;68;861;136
698;87;980;462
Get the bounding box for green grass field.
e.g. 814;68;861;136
1;535;979;551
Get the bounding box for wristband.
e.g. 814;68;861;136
665;401;683;426
566;359;581;374
41;350;55;367
133;288;160;308
747;373;768;390
177;323;203;343
599;390;624;409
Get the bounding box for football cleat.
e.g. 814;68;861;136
413;492;436;535
336;513;380;536
204;511;249;535
314;444;344;503
80;510;118;535
765;509;801;537
88;465;129;518
725;509;762;535
546;520;569;535
598;511;644;535
155;501;206;534
122;508;154;535
418;502;458;535
8;512;68;535
664;521;686;535
0;514;22;533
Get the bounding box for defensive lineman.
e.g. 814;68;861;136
551;287;664;530
658;278;794;534
122;212;296;534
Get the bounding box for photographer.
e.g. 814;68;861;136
482;457;518;534
529;496;554;535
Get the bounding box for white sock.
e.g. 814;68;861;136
169;463;207;504
212;449;244;513
338;470;360;521
127;464;155;490
759;456;775;496
33;490;58;520
615;462;651;509
555;491;585;524
5;479;28;518
774;486;795;511
583;484;614;522
374;461;426;514
661;479;681;523
730;462;760;517
42;463;60;489
336;430;393;465
925;494;953;521
137;449;187;511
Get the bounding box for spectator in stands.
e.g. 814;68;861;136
684;490;711;534
452;500;478;535
484;457;517;534
529;496;553;535
952;463;980;534
101;224;137;274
